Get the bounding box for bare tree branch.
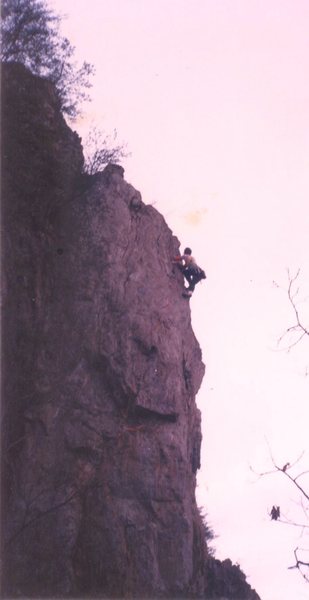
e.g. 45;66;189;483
288;548;309;583
82;127;129;175
275;269;309;352
263;271;309;584
252;443;309;583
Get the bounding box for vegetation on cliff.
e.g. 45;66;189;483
1;0;94;118
1;0;127;170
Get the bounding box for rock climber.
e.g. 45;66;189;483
173;247;206;298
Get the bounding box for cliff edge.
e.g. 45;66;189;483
1;63;260;600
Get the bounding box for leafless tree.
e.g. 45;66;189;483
273;268;309;354
82;127;129;175
251;449;309;582
253;270;309;582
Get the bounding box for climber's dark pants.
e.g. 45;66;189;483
183;268;202;292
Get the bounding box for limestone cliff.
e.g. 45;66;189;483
1;63;260;600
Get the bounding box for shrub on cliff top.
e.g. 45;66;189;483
83;127;129;175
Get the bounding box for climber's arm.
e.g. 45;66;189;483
172;255;184;264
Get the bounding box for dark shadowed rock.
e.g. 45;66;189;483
205;558;261;600
1;63;260;600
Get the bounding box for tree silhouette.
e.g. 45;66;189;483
1;0;94;118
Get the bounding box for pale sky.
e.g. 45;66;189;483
51;2;309;598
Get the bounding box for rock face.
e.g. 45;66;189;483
1;63;260;600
